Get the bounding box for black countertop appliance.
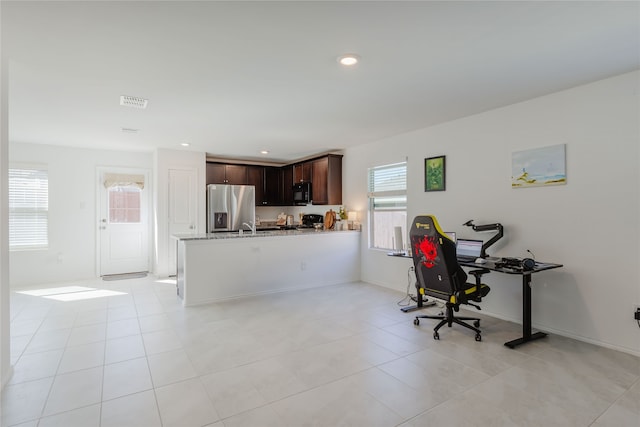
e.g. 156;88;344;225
300;214;324;228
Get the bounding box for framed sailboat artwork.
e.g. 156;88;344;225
512;144;566;188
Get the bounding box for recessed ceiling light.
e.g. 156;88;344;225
181;142;190;147
120;95;148;109
260;150;269;155
337;54;359;66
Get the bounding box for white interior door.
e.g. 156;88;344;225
98;168;150;276
168;168;198;276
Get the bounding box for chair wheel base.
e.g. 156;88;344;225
413;318;420;326
433;331;440;340
475;333;482;342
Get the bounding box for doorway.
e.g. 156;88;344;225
97;167;150;276
167;167;198;276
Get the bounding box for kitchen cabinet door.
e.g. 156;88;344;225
206;163;248;184
293;161;312;183
282;166;294;205
206;163;226;184
224;165;248;184
247;166;266;205
264;167;282;205
310;154;342;205
326;154;343;205
311;157;329;205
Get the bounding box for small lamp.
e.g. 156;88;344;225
347;211;357;230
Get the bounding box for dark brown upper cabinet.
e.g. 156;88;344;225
246;165;265;204
293;161;312;183
206;154;341;206
262;167;280;206
206;163;248;185
281;166;294;205
310;154;342;205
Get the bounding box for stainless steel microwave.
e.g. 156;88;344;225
293;182;311;205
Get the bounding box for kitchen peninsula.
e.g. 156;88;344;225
175;229;360;306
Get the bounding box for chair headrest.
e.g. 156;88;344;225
410;215;447;238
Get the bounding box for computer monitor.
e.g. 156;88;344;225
456;238;483;259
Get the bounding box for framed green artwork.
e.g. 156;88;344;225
425;155;446;192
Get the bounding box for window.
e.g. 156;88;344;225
103;172;145;224
368;161;407;250
108;186;141;223
9;165;49;249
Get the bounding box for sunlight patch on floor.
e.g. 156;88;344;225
44;289;127;301
16;286;127;301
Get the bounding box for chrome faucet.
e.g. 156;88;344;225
242;221;256;235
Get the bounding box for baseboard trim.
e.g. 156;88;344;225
1;365;14;392
362;280;640;358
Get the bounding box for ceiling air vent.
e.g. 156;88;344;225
120;95;148;109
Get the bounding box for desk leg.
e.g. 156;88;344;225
400;281;436;312
504;274;547;349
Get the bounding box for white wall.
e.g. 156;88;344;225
0;5;12;386
154;148;206;278
9;143;152;286
344;71;640;355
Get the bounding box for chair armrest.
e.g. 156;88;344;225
468;268;490;278
467;269;490;303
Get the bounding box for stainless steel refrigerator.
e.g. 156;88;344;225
207;184;256;232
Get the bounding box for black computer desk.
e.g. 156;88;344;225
458;259;563;349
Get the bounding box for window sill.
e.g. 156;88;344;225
9;246;49;252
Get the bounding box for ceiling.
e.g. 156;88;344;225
3;1;639;163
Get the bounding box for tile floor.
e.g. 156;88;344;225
2;276;639;427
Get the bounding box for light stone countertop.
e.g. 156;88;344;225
173;228;360;241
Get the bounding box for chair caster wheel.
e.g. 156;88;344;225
414;318;420;326
433;332;440;340
474;320;480;327
475;333;482;342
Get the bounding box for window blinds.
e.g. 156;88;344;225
9;167;49;249
368;162;407;210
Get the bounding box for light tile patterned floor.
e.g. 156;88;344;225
2;276;639;427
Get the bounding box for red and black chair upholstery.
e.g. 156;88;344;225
410;215;490;341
